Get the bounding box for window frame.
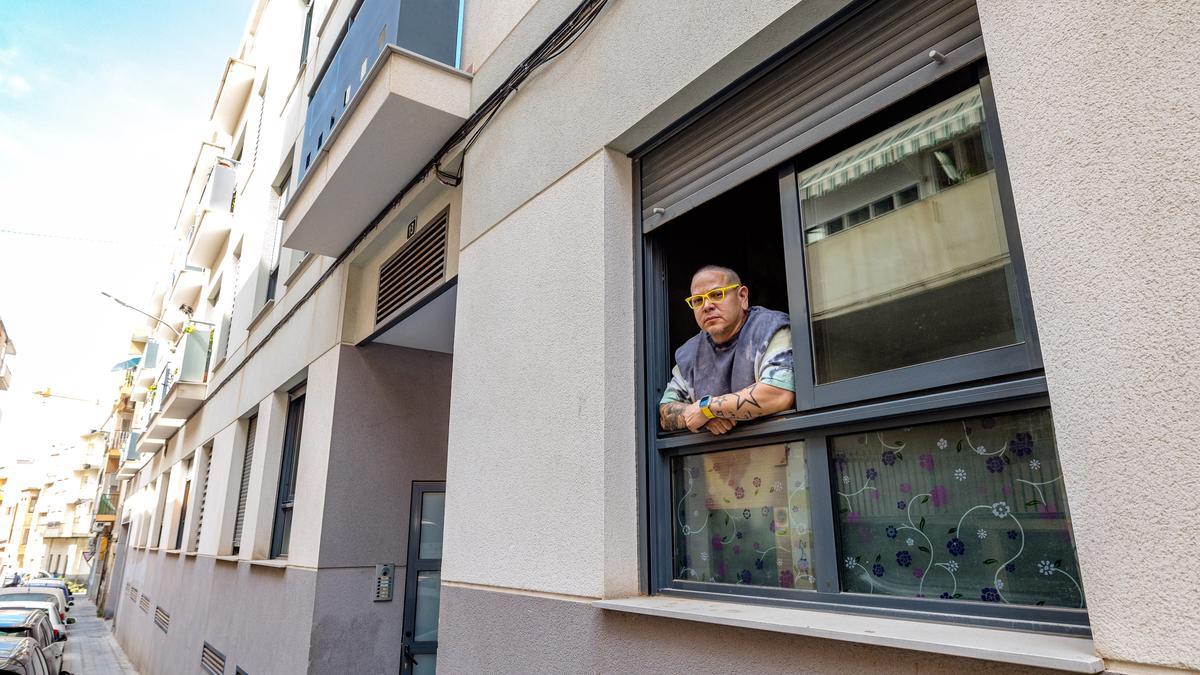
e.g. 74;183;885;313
636;56;1086;634
270;385;306;559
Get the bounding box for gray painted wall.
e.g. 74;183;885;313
309;343;453;674
115;550;316;675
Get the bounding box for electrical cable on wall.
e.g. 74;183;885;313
158;0;613;449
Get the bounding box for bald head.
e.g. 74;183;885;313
692;265;740;286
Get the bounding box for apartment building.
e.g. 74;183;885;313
105;0;1198;674
0;316;14;394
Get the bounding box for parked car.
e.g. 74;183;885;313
0;571;48;588
0;610;63;674
0;635;71;675
0;603;69;642
0;593;64;624
15;583;69;605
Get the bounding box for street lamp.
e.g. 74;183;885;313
100;292;180;339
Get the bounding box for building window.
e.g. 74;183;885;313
174;458;192;550
639;16;1085;633
271;386;305;558
231;415;257;555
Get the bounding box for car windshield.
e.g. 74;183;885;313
0;629;27;637
0;596;52;606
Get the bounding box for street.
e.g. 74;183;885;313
62;597;137;675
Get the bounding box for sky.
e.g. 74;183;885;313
0;0;251;466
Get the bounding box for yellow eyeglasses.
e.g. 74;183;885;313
684;283;741;310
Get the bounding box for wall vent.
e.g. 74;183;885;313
138;593;150;612
375;211;448;324
154;606;170;632
201;642;227;675
127;584;138;601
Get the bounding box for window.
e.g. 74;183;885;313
271;386;306;558
231;415;257;555
174;459;192;550
299;1;314;67
638;12;1084;634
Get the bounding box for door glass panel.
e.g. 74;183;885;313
799;85;1023;383
418;493;445;559
412;653;436;675
671;443;816;589
413;571;441;642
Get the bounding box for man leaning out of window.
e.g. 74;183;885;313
660;265;795;434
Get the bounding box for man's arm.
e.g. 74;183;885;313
708;382;794;421
660;401;737;435
659;401;689;431
676;382;794;430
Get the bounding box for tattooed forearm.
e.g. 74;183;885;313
709;382;794;421
659;402;689;431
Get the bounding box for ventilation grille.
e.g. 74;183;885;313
201;643;226;675
232;416;257;551
127;584;137;601
154;606;169;632
375;212;448;324
139;593;150;612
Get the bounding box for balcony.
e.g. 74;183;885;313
94;491;119;523
210;58;256;137
185;158;237;269
281;0;470;256
138;324;213;449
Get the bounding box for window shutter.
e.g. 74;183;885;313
232;415;257;550
375;211;448;324
639;0;982;231
193;452;212;551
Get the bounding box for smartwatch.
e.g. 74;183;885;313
698;395;716;419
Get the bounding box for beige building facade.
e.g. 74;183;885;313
100;0;1198;674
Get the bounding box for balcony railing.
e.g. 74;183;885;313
95;491;119;517
299;0;463;180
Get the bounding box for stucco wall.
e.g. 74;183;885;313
443;149;637;599
976;1;1200;670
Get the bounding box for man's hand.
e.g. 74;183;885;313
681;401;709;432
705;418;737;435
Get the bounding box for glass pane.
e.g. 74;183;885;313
671;443;815;589
831;408;1085;609
419;493;445;559
799;85;1023;383
413;571;441;642
276;508;292;557
412;653;437;675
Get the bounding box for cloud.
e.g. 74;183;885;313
0;71;30;97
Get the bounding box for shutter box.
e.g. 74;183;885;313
639;0;983;232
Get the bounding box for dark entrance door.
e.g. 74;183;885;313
400;482;444;675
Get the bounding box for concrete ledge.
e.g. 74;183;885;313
594;596;1103;673
163;549;182;555
246;559;289;570
213;555;240;564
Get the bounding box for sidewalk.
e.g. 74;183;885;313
62;597;138;675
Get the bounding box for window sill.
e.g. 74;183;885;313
283;252;315;290
163;548;182;556
183;552;198;557
213;555;240;564
593;596;1102;673
247;558;289;569
248;299;276;332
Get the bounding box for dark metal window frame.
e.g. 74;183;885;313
634;22;1086;635
270;385;307;559
401;481;444;674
